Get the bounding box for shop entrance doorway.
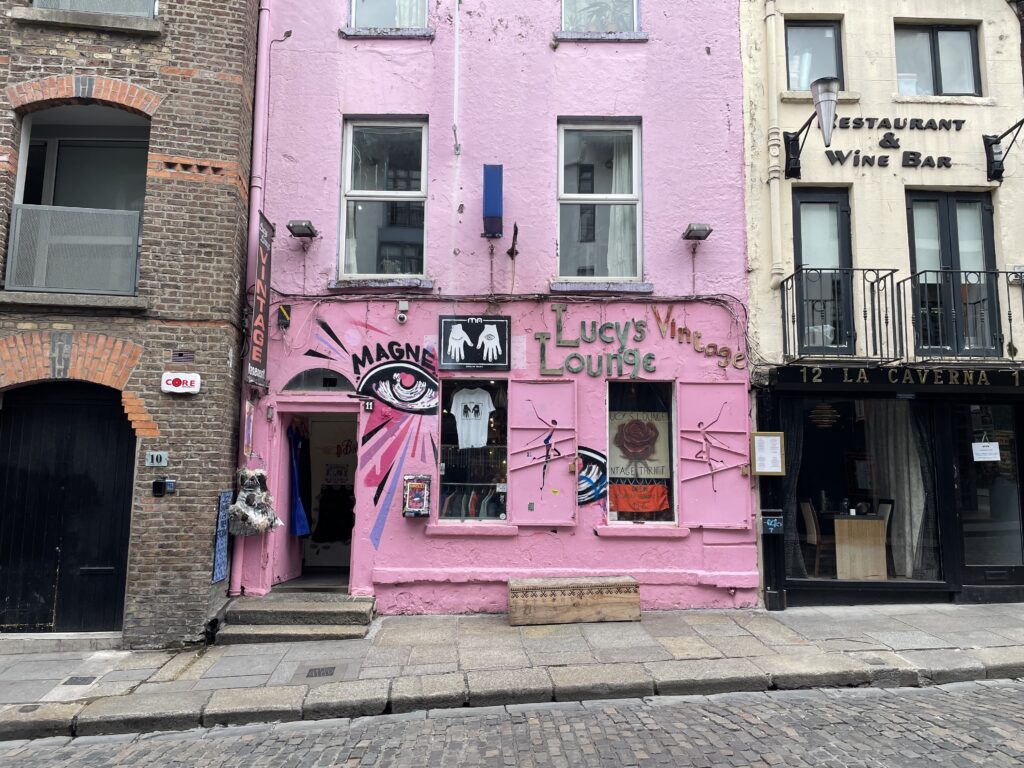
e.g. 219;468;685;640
952;403;1024;586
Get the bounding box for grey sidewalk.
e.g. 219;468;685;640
2;602;1024;741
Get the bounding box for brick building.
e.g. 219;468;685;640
0;1;256;647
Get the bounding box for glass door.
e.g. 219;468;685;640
952;403;1024;584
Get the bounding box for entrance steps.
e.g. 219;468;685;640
217;593;375;645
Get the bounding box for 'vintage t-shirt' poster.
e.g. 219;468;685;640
608;411;671;479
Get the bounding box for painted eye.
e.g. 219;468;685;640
357;362;439;414
577;446;608;506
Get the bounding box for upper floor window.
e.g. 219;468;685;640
341;122;427;278
558;124;641;279
33;0;156;18
786;21;844;91
895;25;980;96
562;0;637;34
352;0;427;29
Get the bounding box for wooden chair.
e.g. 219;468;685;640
799;499;835;577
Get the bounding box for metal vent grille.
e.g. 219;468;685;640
33;0;156;17
306;666;336;679
171;350;196;364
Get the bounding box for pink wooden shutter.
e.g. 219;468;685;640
508;380;578;526
677;380;752;530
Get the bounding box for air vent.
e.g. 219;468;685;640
171;350;196;364
306;666;336;679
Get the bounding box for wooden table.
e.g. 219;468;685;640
833;516;887;580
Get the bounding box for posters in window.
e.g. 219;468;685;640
438;316;511;370
608;411;670;479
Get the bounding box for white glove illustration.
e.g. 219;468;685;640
447;323;471;362
477;324;502;362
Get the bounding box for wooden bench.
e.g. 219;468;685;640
507;576;640;626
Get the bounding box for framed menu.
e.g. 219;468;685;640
751;432;786;476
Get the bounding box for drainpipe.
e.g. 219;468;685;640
766;0;785;290
1012;2;1024;87
229;0;273;598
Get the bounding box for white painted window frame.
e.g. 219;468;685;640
350;0;428;29
561;0;639;34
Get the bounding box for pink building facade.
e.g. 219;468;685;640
232;0;757;614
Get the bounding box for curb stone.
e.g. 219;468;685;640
74;691;211;736
0;702;84;740
303;679;389;720
202;686;306;727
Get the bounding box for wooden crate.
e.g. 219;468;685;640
507;576;640;626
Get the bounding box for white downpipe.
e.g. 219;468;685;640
766;0;785;290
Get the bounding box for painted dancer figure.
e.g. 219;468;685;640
694;402;729;491
525;399;563;490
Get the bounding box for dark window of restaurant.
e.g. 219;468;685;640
895;25;981;97
786;21;844;91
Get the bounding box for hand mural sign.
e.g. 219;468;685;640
438;316;511;371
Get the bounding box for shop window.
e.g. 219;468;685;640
341;122;426;277
895;25;980;96
352;0;427;28
781;397;941;582
786;21;844;91
607;381;674;523
562;0;637;34
439;380;508;520
558;124;641;279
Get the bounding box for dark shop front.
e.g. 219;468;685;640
758;364;1024;608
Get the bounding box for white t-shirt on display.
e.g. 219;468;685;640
451;388;495;449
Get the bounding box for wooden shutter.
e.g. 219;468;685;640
508;380;578;526
677;380;752;530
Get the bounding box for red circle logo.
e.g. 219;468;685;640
172;378;183;388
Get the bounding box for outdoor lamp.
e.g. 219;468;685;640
783;76;841;180
984;117;1024;182
682;223;714;241
286;220;319;238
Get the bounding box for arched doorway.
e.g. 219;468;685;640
0;382;136;631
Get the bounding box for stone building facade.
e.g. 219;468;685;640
0;2;256;647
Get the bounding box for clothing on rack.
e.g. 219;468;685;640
451;388;495;449
287;426;312;537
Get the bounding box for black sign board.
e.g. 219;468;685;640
773;364;1024;393
246;214;274;385
761;514;784;535
438;316;511;371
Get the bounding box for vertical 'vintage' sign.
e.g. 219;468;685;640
247;214;274;385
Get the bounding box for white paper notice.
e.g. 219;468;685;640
972;442;1001;462
754;434;784;475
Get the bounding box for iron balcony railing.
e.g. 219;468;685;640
6;204;141;296
896;269;1024;361
32;0;156;17
781;267;901;362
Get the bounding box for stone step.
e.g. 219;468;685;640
226;599;374;626
215;624;369;644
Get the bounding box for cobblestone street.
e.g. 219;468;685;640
5;680;1024;768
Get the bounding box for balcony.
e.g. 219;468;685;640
32;0;156;17
6;204;141;296
896;270;1024;361
780;267;901;362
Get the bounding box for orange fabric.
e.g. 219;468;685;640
609;483;670;513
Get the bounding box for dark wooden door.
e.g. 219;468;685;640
0;383;136;632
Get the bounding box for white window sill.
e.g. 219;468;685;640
425;523;518;537
0;290;148;311
553;31;649;43
892;94;995;106
594;525;691;539
549;280;654;294
781;90;860;103
8;7;161;36
328;277;434;291
339;27;435;40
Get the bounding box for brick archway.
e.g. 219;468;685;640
5;75;163;116
0;332;159;437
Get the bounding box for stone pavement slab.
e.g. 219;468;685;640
303;679;390;719
548;663;654;701
968;645;1024;679
0;702;83;739
644;658;769;696
390;673;467;713
75;691;212;736
202;685;306;727
467;668;552;707
898;649;987;684
752;652;874;689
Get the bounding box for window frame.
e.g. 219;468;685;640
606;379;678;525
894;24;982;97
561;0;638;34
338;119;429;279
350;0;428;30
784;19;845;91
556;122;643;281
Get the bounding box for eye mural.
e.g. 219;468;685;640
303;318;439;549
577;447;608;506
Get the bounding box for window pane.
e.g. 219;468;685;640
353;0;426;28
559;204;637;277
440;381;508;521
912;202;942;272
938;30;977;94
608;381;673;523
563;0;635;33
956;201;985;272
895;28;935;95
563;130;633;195
787;25;840;90
350;127;423;192
53;142;148;211
344;200;424;275
798;202;840;268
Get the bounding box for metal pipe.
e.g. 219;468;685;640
766;0;785;289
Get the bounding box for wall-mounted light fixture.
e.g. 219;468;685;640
682;223;714;242
482;165;503;238
984;117;1024;182
286;220;319;238
783;77;840;180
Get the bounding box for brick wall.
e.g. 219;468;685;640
0;1;258;647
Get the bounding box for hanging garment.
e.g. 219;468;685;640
313;484;356;543
451;388;495;449
287;426;311;537
609;483;670;513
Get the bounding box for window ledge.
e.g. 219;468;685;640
892;94;995;106
594;525;691;539
327;278;435;291
339;27;435;40
553;31;649;43
425;523;519;537
781;90;860;103
8;7;162;36
549;280;654;295
0;290;148;312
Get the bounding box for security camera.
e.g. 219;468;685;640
396;311;409;325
